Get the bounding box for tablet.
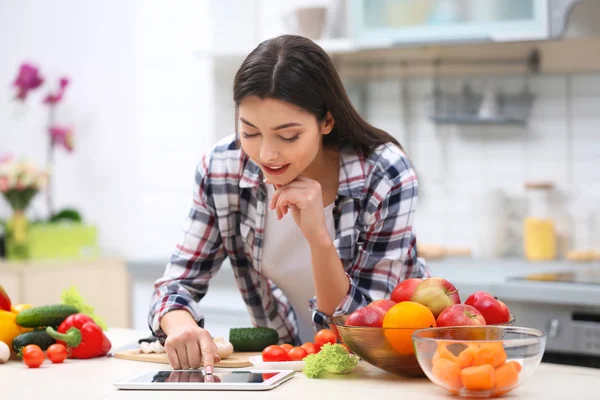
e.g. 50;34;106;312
113;368;295;391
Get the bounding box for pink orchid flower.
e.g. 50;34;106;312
49;125;75;152
0;177;8;192
13;63;44;101
0;153;13;163
43;77;70;105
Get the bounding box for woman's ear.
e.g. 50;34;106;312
320;111;335;135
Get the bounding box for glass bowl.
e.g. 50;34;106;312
328;315;424;377
327;314;517;378
412;326;546;398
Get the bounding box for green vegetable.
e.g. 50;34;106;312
61;286;107;331
12;329;57;353
49;208;83;223
15;304;79;328
228;327;279;352
303;343;359;378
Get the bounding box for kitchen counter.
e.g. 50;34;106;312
129;257;600;309
428;258;600;308
3;328;600;399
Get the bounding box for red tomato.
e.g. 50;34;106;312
261;345;290;362
288;347;308;361
280;343;294;353
314;329;337;351
301;342;317;355
46;344;68;364
22;345;45;368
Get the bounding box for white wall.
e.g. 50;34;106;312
2;0;599;263
361;74;600;257
0;0;215;260
132;0;214;261
0;0;140;256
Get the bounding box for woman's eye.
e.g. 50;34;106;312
242;132;260;139
280;135;300;143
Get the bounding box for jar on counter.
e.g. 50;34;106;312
523;182;557;261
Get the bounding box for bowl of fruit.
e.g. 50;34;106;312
412;325;546;397
327;277;516;378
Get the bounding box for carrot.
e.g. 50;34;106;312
473;346;494;366
461;364;496;390
507;360;522;373
492;361;521;395
433;342;459;364
458;346;477;369
432;358;463;391
474;343;507;368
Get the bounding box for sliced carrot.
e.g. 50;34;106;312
432;358;463;391
473;346;494;366
461;364;496;391
433;342;459;364
494;361;520;393
506;360;522;373
458;346;477;369
482;342;507;367
473;343;507;368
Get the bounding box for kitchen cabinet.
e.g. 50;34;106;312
350;0;582;48
0;257;131;328
206;0;352;58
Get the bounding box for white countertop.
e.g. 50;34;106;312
3;328;600;399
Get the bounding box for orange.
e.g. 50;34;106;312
383;301;436;354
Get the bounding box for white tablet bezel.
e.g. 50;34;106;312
113;368;295;391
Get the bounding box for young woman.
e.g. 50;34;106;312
148;35;427;373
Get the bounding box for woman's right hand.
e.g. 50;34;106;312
160;310;220;372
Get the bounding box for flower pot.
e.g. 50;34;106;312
5;210;29;260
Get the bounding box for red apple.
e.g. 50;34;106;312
390;278;423;303
410;277;461;318
465;292;511;324
436;304;487;327
369;299;396;312
345;306;386;327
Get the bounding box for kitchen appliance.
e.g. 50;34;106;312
508;267;600;368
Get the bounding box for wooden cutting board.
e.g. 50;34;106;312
114;349;260;368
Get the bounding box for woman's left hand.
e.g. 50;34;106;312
268;176;329;243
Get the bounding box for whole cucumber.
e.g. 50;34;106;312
229;327;279;352
12;329;57;353
15;304;79;328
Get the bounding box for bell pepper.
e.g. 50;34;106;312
0;284;12;311
0;309;30;348
46;313;112;359
11;303;34;314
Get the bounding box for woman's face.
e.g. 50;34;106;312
238;96;334;185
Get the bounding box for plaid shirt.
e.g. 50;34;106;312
149;135;428;345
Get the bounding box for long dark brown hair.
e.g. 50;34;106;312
233;35;401;155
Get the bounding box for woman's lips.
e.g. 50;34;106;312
262;163;290;176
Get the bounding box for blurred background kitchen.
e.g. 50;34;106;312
1;0;599;367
